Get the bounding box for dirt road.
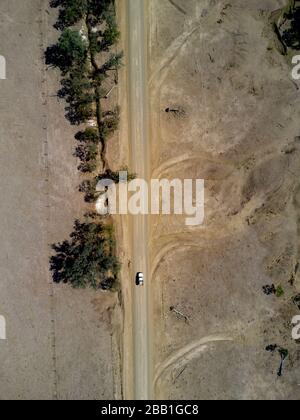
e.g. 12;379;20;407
127;0;152;400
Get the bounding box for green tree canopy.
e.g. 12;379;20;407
50;217;119;289
50;0;115;29
58;68;95;124
75;127;99;143
282;5;300;50
50;0;88;29
45;29;87;73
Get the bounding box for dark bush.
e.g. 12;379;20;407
45;29;87;73
50;217;119;289
282;5;300;50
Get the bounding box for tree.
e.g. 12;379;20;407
50;216;120;289
58;69;95;124
97;14;120;52
50;0;88;29
59;28;87;64
96;168;136;184
47;0;124;293
65;103;94;125
292;294;300;309
74;142;98;173
266;345;289;377
95;52;123;79
45;29;87;73
75;127;99;143
79;168;136;202
282;5;300;50
100;106;120;139
88;0;115;25
50;0;117;29
74;128;99;172
79;178;98;202
277;348;289;377
58;67;91;98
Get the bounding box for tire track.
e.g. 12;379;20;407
154;334;234;389
168;0;187;16
149;24;203;87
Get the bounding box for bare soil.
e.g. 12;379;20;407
0;0;118;400
148;0;300;400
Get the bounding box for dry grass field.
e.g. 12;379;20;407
0;0;118;400
148;0;300;400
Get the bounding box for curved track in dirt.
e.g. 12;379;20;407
154;334;235;390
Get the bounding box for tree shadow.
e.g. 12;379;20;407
282;5;300;50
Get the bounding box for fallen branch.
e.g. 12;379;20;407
170;306;190;323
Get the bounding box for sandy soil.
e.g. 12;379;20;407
0;0;118;400
147;0;300;400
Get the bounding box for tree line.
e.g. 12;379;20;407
46;0;128;290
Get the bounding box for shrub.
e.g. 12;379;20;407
275;285;285;298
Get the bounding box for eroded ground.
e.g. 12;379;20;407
149;0;300;400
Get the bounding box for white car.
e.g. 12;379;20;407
136;272;144;286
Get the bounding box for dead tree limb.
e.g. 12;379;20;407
170;306;190;323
